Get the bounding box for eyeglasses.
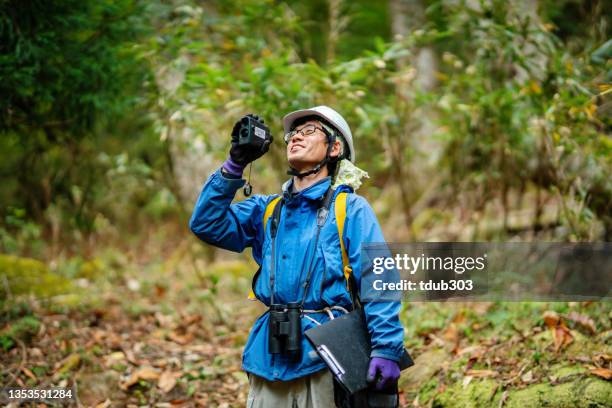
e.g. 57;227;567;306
284;124;327;144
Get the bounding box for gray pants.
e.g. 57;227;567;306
246;369;335;408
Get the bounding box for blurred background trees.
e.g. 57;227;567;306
1;0;610;260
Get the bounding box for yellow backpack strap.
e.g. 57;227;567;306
248;195;282;301
334;192;352;288
247;288;258;301
263;196;282;233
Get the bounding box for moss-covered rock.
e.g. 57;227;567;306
0;254;71;298
432;376;612;408
503;377;611;408
400;348;450;391
433;379;498;408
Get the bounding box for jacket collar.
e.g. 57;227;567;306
282;177;332;202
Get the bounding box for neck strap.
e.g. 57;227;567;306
269;187;335;307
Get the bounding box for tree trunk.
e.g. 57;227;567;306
387;0;441;236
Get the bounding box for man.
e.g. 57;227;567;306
189;106;404;407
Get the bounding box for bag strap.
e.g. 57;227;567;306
334;192;351;287
263;196;282;233
334;192;360;308
248;195;282;301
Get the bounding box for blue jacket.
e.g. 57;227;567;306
189;168;404;381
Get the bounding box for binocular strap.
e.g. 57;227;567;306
268;187;335;307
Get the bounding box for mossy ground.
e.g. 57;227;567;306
399;301;611;407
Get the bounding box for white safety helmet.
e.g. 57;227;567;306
282;105;355;163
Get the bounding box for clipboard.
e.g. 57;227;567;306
304;308;414;395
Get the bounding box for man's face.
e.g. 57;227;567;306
286;120;330;169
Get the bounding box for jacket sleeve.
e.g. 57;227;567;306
188;168;270;254
344;194;405;362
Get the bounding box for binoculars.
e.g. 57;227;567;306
268;302;302;354
237;115;271;149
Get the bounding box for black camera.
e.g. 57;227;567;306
268;302;302;354
237;115;271;149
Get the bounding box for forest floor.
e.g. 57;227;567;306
1;229;611;407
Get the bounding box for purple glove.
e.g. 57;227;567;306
367;357;400;391
222;157;246;177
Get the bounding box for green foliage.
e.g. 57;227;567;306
285;0;391;63
0;0;167;243
424;0;610;239
0;315;41;351
148;0;609;240
0;0;609;250
0;207;44;257
0;0;148;133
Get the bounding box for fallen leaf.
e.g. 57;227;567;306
590;367;612;380
553;324;573;352
521;370;533;383
123;347;140;365
543;311;560;328
158;370;180;393
452;311;466;324
95;399;111;408
195;397;209;406
120;366;160;390
443;323;459;343
168;331;193;345
457;345;484;357
466;369;497;378
155;312;174;328
593;354;612;365
155;284;167;298
565;312;596;335
543;311;573;352
181;314;202;327
573;355;592;364
399;391;407;407
106;332;124;349
156;359;171;369
104;351;125;366
21;367;36;380
53;353;80;378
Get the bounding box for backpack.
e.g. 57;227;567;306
247;192;352;300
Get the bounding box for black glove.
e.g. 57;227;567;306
229;114;273;166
